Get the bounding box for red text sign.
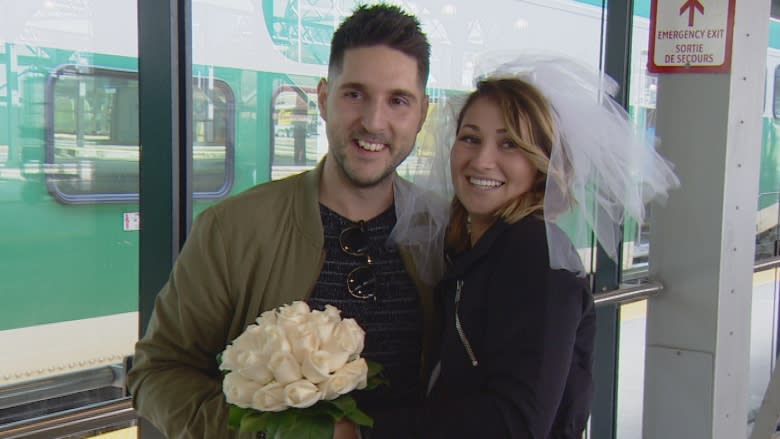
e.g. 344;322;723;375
649;0;735;73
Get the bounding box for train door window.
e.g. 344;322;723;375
45;65;234;203
773;64;780;119
270;84;323;180
192;77;234;196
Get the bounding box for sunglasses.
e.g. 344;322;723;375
339;221;377;301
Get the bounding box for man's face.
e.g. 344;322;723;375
318;45;428;188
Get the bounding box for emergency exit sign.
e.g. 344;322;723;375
648;0;735;73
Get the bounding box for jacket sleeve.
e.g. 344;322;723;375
126;208;240;439
371;227;592;439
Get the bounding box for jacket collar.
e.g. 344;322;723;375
297;159;326;250
445;218;511;281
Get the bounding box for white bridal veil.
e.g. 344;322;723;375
392;53;680;278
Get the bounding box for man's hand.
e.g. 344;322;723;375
333;419;359;439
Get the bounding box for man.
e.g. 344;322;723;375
127;4;437;438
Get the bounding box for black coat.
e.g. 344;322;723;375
370;216;596;438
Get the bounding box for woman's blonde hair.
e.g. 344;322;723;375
445;77;561;255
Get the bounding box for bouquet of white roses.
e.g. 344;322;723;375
219;301;385;438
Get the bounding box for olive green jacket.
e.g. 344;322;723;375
126;161;438;439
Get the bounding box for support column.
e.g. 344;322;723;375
644;2;770;439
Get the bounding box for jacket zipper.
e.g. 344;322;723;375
454;280;478;367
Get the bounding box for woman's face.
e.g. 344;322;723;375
450;96;536;225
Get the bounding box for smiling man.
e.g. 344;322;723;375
318;27;429;217
127;4;440;439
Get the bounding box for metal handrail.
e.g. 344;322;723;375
594;281;662;306
0;398;135;439
754;255;780;272
0;366;120;410
592;252;780;305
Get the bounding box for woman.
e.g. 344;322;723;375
364;58;678;439
426;77;596;438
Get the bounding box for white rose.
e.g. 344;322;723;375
284;380;323;408
277;301;311;333
252;324;291;357
235;351;273;385
301;350;332;383
223;371;263;408
251;382;288;412
268;351;302;385
322;318;365;357
324;349;350;373
340;357;368;390
318;358;368;400
230;324;264;352
219;343;242;371
255;309;278;327
309;306;341;344
289;325;320;364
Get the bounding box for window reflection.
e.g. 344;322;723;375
270;84;323;180
45;66;234;202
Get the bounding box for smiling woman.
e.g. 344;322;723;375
449;83;549;246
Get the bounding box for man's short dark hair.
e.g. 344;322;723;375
329;3;431;88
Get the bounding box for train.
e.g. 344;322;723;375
0;0;778;400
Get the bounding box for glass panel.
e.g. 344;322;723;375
755;60;780;261
0;0;138;427
616;300;648;439
621;1;657;275
748;14;780;434
612;3;654;437
748;268;779;428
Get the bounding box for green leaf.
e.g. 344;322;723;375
366;360;384;378
228;405;250;429
327;395;358;414
306;401;344;419
278;413;334;439
325;396;374;427
364;360;389;390
268;409;299;438
261;411;288;439
365;374;390;390
240;411;271;432
344;406;374;428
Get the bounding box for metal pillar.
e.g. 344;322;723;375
644;2;770;438
137;0;193;437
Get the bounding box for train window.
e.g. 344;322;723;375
192;78;235;196
44;65;234;203
774;64;780;119
270;84;324;180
